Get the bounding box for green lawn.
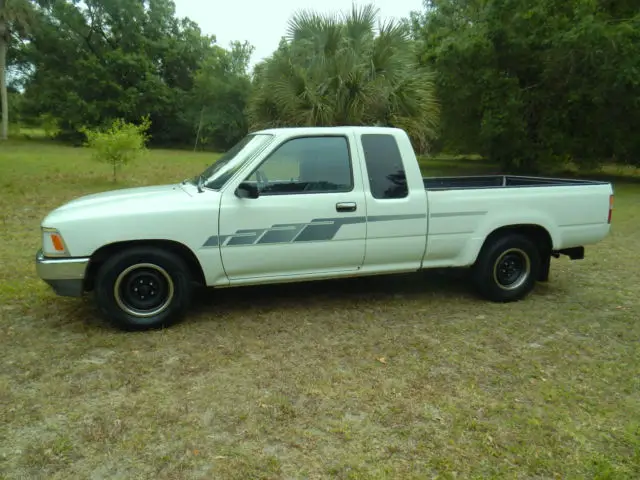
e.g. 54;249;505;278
1;139;639;479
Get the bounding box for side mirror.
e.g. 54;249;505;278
235;182;260;199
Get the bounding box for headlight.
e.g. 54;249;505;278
42;227;69;257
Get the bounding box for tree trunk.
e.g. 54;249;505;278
194;106;205;151
0;20;8;141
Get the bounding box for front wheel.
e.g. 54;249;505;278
471;233;541;302
93;247;193;331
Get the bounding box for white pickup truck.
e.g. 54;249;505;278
35;126;614;330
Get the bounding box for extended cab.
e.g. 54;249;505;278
35;126;614;330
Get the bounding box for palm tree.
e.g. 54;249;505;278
247;3;440;153
0;0;34;140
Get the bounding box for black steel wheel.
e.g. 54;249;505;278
94;247;193;331
114;263;175;318
492;248;531;291
472;233;541;302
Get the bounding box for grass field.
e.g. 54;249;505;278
1;138;639;479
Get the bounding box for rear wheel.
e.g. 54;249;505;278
472;233;541;302
93;247;193;331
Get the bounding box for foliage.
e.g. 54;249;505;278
0;0;37;140
5;0;638;170
187;40;254;151
38;111;59;138
13;0;253;150
247;3;440;153
410;0;640;171
82;116;151;182
7;87;21;122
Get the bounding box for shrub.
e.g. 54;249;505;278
39;113;61;139
82;116;152;182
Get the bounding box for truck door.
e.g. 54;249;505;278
356;132;429;271
218;134;367;280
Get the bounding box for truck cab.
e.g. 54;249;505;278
207;128;430;281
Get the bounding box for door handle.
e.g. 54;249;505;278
336;202;357;213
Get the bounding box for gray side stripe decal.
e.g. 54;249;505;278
202;213;427;248
203;236;227;247
430;211;487;218
368;214;427;222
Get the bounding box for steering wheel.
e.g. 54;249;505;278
255;170;269;190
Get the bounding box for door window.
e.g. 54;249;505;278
246;136;353;195
361;134;408;199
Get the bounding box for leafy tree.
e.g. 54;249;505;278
0;0;36;140
247;3;440;153
188;40;254;151
82;116;152;182
16;0;253;149
410;0;640;171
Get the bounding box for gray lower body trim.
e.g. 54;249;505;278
36;249;89;297
43;279;85;297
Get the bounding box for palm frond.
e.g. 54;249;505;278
287;8;339;43
247;3;440;145
343;3;377;52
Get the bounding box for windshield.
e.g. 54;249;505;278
194;133;274;190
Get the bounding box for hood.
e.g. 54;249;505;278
43;183;195;226
59;184;191;210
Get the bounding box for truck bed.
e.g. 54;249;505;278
423;175;609;191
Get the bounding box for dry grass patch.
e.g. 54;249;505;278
1;140;639;479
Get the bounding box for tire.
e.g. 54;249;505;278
471;233;541;302
93;246;193;331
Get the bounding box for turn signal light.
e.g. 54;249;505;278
42;228;69;257
51;233;65;252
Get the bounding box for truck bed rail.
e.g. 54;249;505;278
423;175;609;191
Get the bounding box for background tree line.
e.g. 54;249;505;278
1;0;639;171
410;0;640;171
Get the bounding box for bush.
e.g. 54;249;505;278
82;116;152;182
39;113;61;139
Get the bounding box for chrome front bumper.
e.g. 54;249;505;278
35;249;90;297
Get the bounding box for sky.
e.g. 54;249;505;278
173;0;425;69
